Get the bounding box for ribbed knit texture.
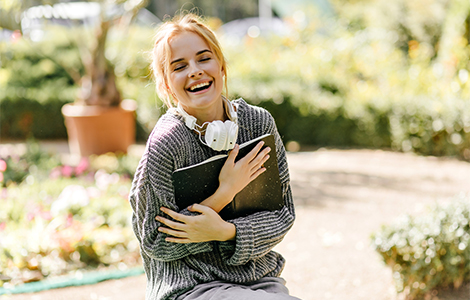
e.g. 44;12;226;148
129;99;296;300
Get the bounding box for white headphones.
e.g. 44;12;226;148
177;98;239;151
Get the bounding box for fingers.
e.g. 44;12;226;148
242;141;265;163
156;215;185;231
164;236;191;244
226;144;239;164
156;207;188;230
156;208;190;242
158;226;188;239
250;166;267;181
250;150;270;173
187;203;212;214
159;207;188;223
156;205;222;244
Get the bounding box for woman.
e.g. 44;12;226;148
129;13;298;300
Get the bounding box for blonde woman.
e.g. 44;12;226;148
129;13;299;300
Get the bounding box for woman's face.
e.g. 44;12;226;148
168;31;225;121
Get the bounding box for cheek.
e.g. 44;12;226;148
169;74;184;91
209;65;223;80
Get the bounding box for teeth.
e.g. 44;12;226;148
189;82;210;91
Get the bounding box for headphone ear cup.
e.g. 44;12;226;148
205;121;227;151
224;121;238;150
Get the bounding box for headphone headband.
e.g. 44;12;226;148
224;97;238;123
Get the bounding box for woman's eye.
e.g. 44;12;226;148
200;57;211;62
174;64;186;71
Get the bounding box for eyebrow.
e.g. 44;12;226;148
170;49;212;65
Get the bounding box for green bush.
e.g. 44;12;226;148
371;194;470;299
0;26;159;141
2;8;470;161
221;12;470;159
0;32;78;139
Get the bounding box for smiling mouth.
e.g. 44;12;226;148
187;81;212;93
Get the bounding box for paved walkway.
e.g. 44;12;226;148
1;142;470;300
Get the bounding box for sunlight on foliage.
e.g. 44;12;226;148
372;194;470;299
0;142;140;288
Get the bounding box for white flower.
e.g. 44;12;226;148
51;185;90;216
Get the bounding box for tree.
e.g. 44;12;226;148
1;0;149;106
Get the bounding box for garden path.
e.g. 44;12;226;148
1;143;470;300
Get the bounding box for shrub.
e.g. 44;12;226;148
223;17;470;160
0;139;62;187
2;11;470;161
371;194;470;299
0;33;78;139
0;143;141;287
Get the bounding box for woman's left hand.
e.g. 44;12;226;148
155;204;236;243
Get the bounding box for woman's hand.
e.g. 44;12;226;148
156;204;236;243
218;141;271;200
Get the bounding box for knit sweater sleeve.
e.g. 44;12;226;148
218;106;295;266
129;120;213;262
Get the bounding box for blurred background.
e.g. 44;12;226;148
0;1;469;299
1;0;470;158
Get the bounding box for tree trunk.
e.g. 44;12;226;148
79;19;121;107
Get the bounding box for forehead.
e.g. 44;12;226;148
169;31;210;59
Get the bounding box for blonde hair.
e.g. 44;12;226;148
151;13;228;108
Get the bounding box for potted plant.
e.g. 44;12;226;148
59;0;148;157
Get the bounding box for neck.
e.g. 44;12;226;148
196;101;226;126
186;96;230;126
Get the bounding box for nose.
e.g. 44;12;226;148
189;62;203;78
190;69;203;78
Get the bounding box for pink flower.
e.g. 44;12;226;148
41;210;52;220
27;212;35;221
61;165;74;178
49;167;61;179
0;159;6;172
75;158;89;176
66;213;74;227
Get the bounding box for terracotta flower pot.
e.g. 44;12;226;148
62;99;136;157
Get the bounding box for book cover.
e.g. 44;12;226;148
172;134;284;220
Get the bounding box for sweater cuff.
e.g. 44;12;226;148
220;218;254;266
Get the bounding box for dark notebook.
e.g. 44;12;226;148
171;134;284;220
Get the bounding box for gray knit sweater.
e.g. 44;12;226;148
129;99;295;300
